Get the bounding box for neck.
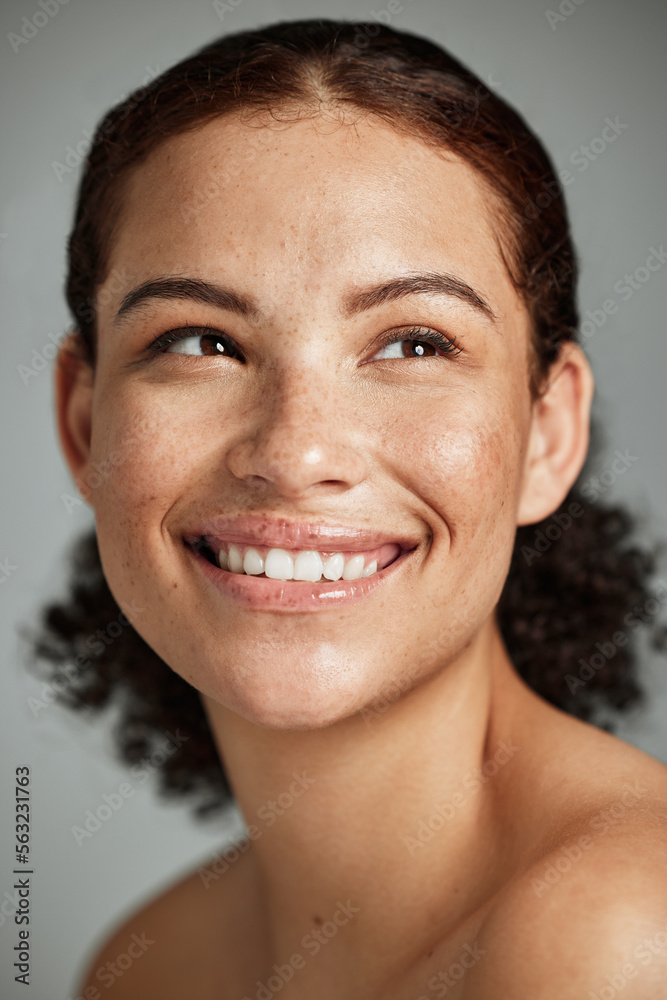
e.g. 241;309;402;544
201;617;530;993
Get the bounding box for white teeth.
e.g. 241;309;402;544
213;544;384;581
342;554;365;581
293;550;324;582
243;547;264;576
228;544;244;574
322;552;344;581
264;548;294;581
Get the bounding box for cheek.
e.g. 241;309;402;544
87;389;199;582
395;385;527;625
400;388;525;534
89;381;205;501
443;425;518;504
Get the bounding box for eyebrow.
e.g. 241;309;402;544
113;272;498;326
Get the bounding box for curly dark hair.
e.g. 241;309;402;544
23;18;666;818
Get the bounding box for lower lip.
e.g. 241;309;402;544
185;541;415;612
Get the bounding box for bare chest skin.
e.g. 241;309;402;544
97;862;496;1000
371;909;493;1000
80;707;667;1000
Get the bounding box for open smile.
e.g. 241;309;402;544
184;537;417;611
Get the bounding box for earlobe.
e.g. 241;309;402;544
516;342;594;526
55;332;95;504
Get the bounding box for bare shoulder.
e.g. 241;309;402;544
76;841;257;1000
467;718;667;998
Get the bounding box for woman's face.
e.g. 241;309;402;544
76;111;539;728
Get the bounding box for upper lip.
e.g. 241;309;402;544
183;514;420;552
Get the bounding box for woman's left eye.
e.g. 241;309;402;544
371;326;462;360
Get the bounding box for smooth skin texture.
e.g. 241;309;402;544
57;110;667;998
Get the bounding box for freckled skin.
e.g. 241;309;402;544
82;113;535;728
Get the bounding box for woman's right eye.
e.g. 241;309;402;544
147;326;244;360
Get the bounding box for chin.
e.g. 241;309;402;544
215;689;363;731
198;651;377;731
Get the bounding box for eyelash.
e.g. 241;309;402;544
145;323;463;361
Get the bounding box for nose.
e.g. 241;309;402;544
225;365;369;498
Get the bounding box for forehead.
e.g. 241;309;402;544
107;112;517;316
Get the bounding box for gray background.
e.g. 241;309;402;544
1;0;666;996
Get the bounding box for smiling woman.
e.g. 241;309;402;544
29;17;667;1000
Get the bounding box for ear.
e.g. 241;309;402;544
517;342;594;526
55;332;95;504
